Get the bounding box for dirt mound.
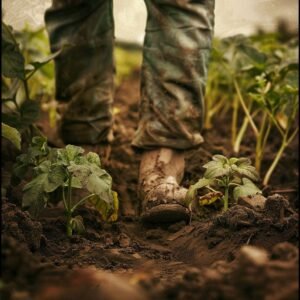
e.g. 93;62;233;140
2;198;43;251
171;194;298;267
156;243;299;300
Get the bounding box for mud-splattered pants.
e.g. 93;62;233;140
45;0;215;149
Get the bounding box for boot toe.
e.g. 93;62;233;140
141;203;189;224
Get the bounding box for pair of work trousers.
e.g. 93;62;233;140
45;0;215;149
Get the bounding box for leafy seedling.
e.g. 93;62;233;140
185;155;261;212
14;137;118;236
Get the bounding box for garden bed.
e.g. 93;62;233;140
1;71;298;300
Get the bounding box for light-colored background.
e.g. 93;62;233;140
2;0;298;43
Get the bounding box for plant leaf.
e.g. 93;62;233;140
199;191;223;206
22;174;49;217
86;172;113;204
87;191;119;222
86;152;101;166
2;22;25;79
233;178;261;202
1;122;21;150
29;49;62;71
231;158;259;181
20;100;40;126
58;145;85;165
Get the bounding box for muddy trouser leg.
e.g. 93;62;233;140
45;0;114;144
132;0;215;150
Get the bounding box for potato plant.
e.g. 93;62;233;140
13;137;118;236
185;155;261;212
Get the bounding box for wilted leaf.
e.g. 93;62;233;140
88;191;118;222
199;191;223;206
185;178;212;206
70;215;85;234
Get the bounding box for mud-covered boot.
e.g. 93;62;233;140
139;148;190;223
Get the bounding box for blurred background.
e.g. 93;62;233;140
2;0;298;43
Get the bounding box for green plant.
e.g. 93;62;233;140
205;34;298;185
185;155;261;212
1;21;60;148
13;136;118;237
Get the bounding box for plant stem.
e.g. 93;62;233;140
231;96;239;147
263;126;298;186
67;175;73;210
234;116;249;153
263;138;287;186
66;212;72;237
23;80;30;101
255;111;268;174
233;78;259;138
223;186;229;211
71;194;96;213
287;127;299;145
233;106;258;153
66;175;73;237
62;186;67;210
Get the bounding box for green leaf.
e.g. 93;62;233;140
2;22;25;79
67;163;91;184
239;44;267;66
212;154;228;162
203;155;231;179
1;122;21;150
23;174;49;217
86;171;113;204
233;178;261;202
204;164;230;179
231;158;259;181
29;49;62;71
229;157;239;164
58;145;85;165
86;152;101;166
22;161;65;215
45;164;66;193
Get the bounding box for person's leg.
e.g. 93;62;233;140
45;0;114;145
137;0;215;222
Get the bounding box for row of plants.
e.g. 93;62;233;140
2;22;118;236
205;33;298;185
2;22;297;234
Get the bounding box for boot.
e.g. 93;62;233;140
139;148;189;223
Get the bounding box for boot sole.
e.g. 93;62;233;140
141;204;189;224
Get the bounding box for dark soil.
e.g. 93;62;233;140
1;71;299;300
